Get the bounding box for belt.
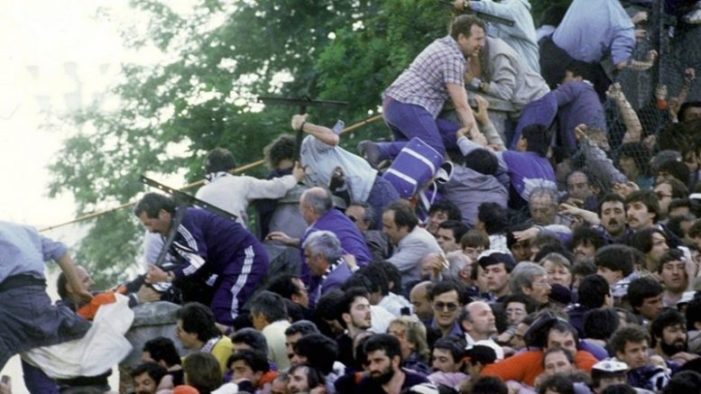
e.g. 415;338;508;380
0;274;46;292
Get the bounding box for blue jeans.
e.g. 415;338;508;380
379;98;460;159
22;359;59;394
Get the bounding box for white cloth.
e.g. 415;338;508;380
370;305;396;334
379;292;413;316
212;383;240;394
262;319;291;371
196;172;298;226
464;332;505;360
22;294;134;379
300;135;377;202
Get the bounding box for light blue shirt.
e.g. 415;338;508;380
552;0;635;65
470;0;540;73
0;221;67;282
301;135;377;202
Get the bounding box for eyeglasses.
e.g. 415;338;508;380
655;192;672;200
433;302;459;312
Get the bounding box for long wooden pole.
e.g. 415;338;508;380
39;113;383;232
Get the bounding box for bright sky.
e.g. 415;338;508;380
0;0;145;386
0;0;175;229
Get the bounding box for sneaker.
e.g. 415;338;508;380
357;140;383;168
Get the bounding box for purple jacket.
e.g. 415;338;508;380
170;208;269;279
300;208;371;284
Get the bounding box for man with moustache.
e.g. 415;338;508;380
625;190;661;233
596;193;631;243
356;334;428;393
650;309;699;367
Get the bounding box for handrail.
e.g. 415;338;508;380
39;113;383;232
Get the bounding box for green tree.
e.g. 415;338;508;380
49;0;565;287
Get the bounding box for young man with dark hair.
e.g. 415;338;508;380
656;249;689;307
266;274;310;310
507;223;534;262
477;250;515;300
175;302;233;374
284;320;320;361
629;227;671;273
358;334;428;393
383;201;442;289
436;220;469;253
568;274;612;336
362;263;412;317
291;333;343;392
426;200;463;235
142;337;183;386
609;325;670;392
443;148;509;229
182;352;223;393
571;226;606;264
228;349;276;393
196;147;304;227
136;192;269;326
249;290;291;370
476;202;510;252
131;362;168;394
287;365;325;394
583;308;620;347
627;277;664;323
594;245;636;301
231;328;269;355
625;190;660;232
334;287;372;368
457;123;556;209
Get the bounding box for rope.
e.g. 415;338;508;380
39;113;383;232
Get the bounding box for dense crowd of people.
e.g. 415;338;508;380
2;0;701;393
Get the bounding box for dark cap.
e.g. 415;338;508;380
477;250;516;272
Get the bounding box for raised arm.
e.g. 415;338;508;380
474;95;505;148
291;114;340;146
607;83;642;142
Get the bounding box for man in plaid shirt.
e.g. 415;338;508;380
360;15;483;164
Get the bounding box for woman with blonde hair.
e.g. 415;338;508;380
387;315;431;375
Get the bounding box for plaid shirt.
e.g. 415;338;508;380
384;35;466;117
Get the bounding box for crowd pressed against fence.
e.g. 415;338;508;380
4;1;701;394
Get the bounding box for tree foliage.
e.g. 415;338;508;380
49;0;568;287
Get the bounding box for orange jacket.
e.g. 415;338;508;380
481;349;598;386
75;285;128;320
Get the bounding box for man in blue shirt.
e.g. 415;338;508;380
0;221;92;370
540;0;646;99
